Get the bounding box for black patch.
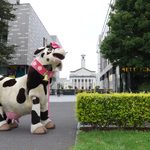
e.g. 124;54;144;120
47;52;51;55
16;88;26;104
41;110;48;121
0;104;5;122
31;110;40;125
27;67;44;94
3;113;7;120
0;114;4;122
34;47;45;55
27;66;54;94
3;79;17;87
41;53;45;58
32;97;40;104
42;81;48;95
7;119;12;124
0;77;5;81
53;53;64;60
46;58;50;62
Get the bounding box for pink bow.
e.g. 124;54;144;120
51;42;61;49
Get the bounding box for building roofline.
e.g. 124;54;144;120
70;67;96;73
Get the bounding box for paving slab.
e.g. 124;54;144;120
0;96;77;150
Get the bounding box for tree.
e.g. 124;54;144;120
100;0;150;92
0;0;16;65
100;0;150;68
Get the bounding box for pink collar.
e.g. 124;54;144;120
31;59;54;78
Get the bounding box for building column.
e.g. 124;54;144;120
72;79;75;89
83;79;86;90
87;79;89;89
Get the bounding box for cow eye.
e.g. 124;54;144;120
48;48;52;52
47;48;52;55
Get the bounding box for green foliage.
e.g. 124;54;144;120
76;93;150;128
0;0;15;20
0;0;16;65
100;0;150;67
0;43;16;65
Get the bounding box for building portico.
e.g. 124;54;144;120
70;55;96;90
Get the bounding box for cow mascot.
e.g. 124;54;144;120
0;42;66;134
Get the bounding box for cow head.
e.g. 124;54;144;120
34;42;66;71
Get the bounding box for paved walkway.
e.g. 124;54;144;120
0;96;77;150
50;95;76;102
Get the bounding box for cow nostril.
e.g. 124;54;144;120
57;63;61;67
53;53;64;60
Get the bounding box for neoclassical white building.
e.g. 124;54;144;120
70;55;96;90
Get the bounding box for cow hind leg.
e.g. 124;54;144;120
0;104;10;131
31;97;47;134
41;110;55;129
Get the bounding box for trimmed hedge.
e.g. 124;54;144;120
76;93;150;128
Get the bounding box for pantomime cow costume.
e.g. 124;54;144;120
0;42;66;134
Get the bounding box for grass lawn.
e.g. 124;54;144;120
73;130;150;150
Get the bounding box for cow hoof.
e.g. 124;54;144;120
33;126;47;134
9;122;18;129
0;123;11;131
45;121;55;129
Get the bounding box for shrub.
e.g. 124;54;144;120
76;93;150;128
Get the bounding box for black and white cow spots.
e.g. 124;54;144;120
41;110;49;121
32;110;40;125
0;43;65;134
0;77;5;81
16;88;26;104
32;97;40;125
3;79;17;87
41;53;45;58
0;104;4;122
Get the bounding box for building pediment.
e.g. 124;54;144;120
70;67;96;77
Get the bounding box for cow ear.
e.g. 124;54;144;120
34;47;45;55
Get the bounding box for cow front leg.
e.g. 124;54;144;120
41;104;55;129
31;97;47;134
0;104;10;131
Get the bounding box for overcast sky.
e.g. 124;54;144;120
20;0;110;78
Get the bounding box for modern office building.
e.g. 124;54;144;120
1;0;61;78
70;55;96;90
98;0;150;92
97;0;120;92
